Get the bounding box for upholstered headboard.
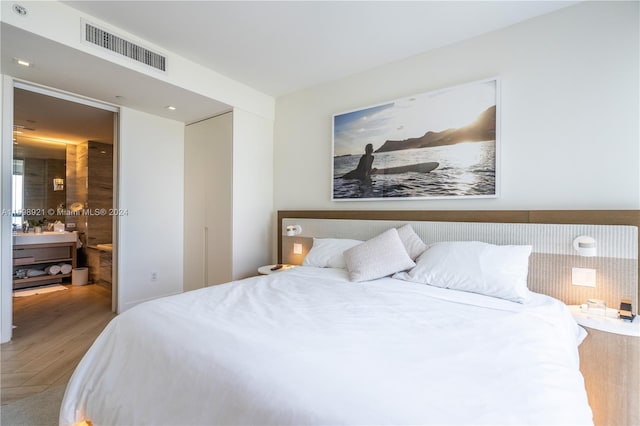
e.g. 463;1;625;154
278;210;640;308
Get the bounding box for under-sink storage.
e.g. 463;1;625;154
13;241;77;290
86;245;112;288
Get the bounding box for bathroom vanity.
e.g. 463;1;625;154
12;232;78;290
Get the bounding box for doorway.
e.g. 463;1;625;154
11;82;118;314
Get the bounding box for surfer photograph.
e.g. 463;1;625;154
332;78;498;200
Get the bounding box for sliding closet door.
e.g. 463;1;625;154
184;112;233;291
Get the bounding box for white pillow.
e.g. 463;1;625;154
396;224;427;260
302;238;362;269
393;241;532;303
344;228;416;282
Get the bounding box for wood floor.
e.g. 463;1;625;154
1;284;115;405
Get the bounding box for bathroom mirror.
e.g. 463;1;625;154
12;139;67;227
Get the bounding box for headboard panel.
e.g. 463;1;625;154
278;210;640;308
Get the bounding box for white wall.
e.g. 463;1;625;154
118;107;185;311
274;1;639;211
232;108;274;278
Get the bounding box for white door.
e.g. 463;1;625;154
184;113;233;291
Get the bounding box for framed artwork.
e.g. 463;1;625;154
332;77;499;200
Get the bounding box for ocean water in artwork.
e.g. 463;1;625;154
333;140;496;199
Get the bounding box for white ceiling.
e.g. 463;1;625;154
3;1;577;146
62;1;577;97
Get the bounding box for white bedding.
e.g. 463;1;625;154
60;267;592;425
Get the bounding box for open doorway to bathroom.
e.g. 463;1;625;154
11;83;118;313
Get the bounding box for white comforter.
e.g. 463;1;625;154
60;267;592;425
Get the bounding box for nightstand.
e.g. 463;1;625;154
568;305;639;426
568;305;639;337
257;264;296;275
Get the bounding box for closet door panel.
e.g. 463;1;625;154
184;113;232;291
204;113;233;286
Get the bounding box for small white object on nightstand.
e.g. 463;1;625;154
568;305;640;337
258;264;296;275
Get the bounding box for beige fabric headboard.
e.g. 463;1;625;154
278;210;640;309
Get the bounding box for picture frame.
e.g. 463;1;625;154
332;77;500;201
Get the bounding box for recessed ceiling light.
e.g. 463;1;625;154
166;105;176;111
12;4;28;16
14;58;31;67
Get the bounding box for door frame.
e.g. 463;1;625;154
1;78;120;342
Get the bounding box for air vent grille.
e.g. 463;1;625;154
85;23;166;72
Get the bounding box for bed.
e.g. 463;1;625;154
60;226;595;426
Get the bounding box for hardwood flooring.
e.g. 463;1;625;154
1;284;115;405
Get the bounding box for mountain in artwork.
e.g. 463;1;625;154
375;105;496;153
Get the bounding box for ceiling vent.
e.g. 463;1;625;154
84;22;166;72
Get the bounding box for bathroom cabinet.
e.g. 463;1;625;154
12;241;77;290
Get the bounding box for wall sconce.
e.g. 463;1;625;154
286;225;302;236
293;243;303;255
573;235;596;257
572;267;596;287
53;178;64;191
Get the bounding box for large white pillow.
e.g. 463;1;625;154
393;241;532;303
396;224;427;260
302;238;362;269
344;228;416;282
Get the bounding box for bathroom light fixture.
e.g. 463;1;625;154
53;178;64;191
69;202;84;212
165;105;176;111
13;124;35;131
573;235;596;257
285;225;302;236
18;136;69;146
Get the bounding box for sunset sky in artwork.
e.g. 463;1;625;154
333;79;496;157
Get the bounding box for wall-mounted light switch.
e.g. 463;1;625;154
293;243;303;255
572;267;596;287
